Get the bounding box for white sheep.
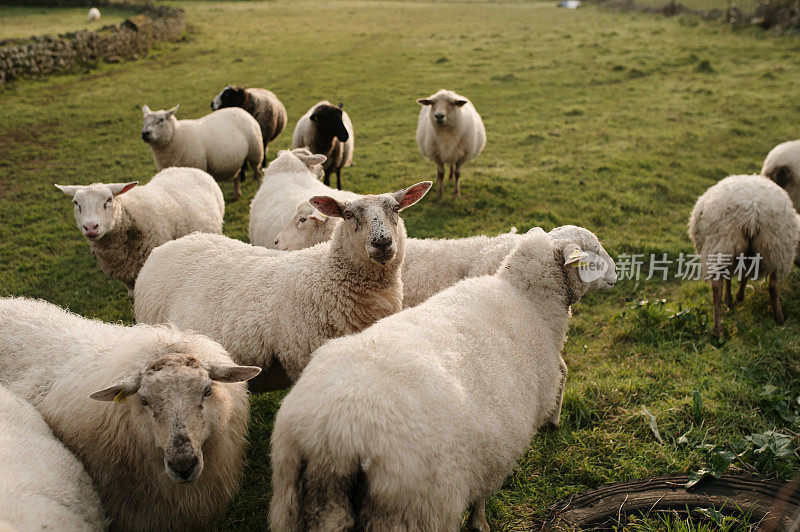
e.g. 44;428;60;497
0;297;261;531
55;167;224;296
292;101;355;190
689;174;800;337
249;148;358;248
274;206;524;307
269;226;617;531
0;384;107;531
141;104;263;200
87;7;100;22
135;182;432;391
416;89;486;198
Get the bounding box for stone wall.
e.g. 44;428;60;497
0;5;185;84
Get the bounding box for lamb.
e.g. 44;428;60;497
0;384;107;531
0;297;261;531
55;167;224;296
416;88;486;198
135;182;432;391
689;174;800;338
87;7;100;21
211;85;287;167
269;226;617;531
274;204;525;307
249;148;358;248
141;104;263;200
292;101;354;190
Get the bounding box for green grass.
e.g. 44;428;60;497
0;6;139;41
2;0;800;529
629;0;759;13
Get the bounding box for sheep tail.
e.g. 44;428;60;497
740;200;760;241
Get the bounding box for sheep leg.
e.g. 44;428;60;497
736;276;747;302
466;501;490;532
454;163;462;198
546;358;568;428
449;165;455;181
724;278;734;309
769;274;785;324
233;174;242;201
712;279;723;338
323;170;331;188
336;169;342;191
437;163;445;198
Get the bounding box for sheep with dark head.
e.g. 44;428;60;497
292;101;354;190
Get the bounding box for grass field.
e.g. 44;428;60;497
0;5;139;41
2;0;800;529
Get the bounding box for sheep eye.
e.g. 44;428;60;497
157;118;164;123
343;211;354;219
392;205;400;213
140;398;149;406
203;386;212;397
299;217;307;223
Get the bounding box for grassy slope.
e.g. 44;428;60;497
0;6;138;41
1;1;800;529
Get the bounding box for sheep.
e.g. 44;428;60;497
269;226;617;531
416;88;486;198
689;174;799;338
0;297;261;531
0;384;107;531
274;205;525;306
55;167;224;297
292;101;354;190
141;104;263;200
249;148;358;248
762;140;800;209
87;7;100;22
211;86;287;167
135;182;432;392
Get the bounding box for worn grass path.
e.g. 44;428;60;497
2;1;800;529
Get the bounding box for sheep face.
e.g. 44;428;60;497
89;353;260;484
274;201;331;250
210;85;245;111
309;104;349;143
310;182;432;264
141;104;179;146
54;182;138;240
548;225;618;292
417;90;468;127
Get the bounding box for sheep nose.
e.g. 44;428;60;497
274;239;280;246
83;223;99;237
141;131;150;141
372;237;392;250
434;113;445;122
168;456;198;481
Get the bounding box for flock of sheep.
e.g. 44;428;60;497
1;79;800;531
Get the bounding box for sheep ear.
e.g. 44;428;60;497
309;196;345;218
563;244;590;266
167;104;179;116
394;181;433;210
297;153;327;167
207;365;261;383
454;99;468;107
417;98;433;106
108;182;138;197
142;105;151;114
89;374;142;402
55;184;81;198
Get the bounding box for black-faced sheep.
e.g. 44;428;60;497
211;85;287;167
292;101;354;190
